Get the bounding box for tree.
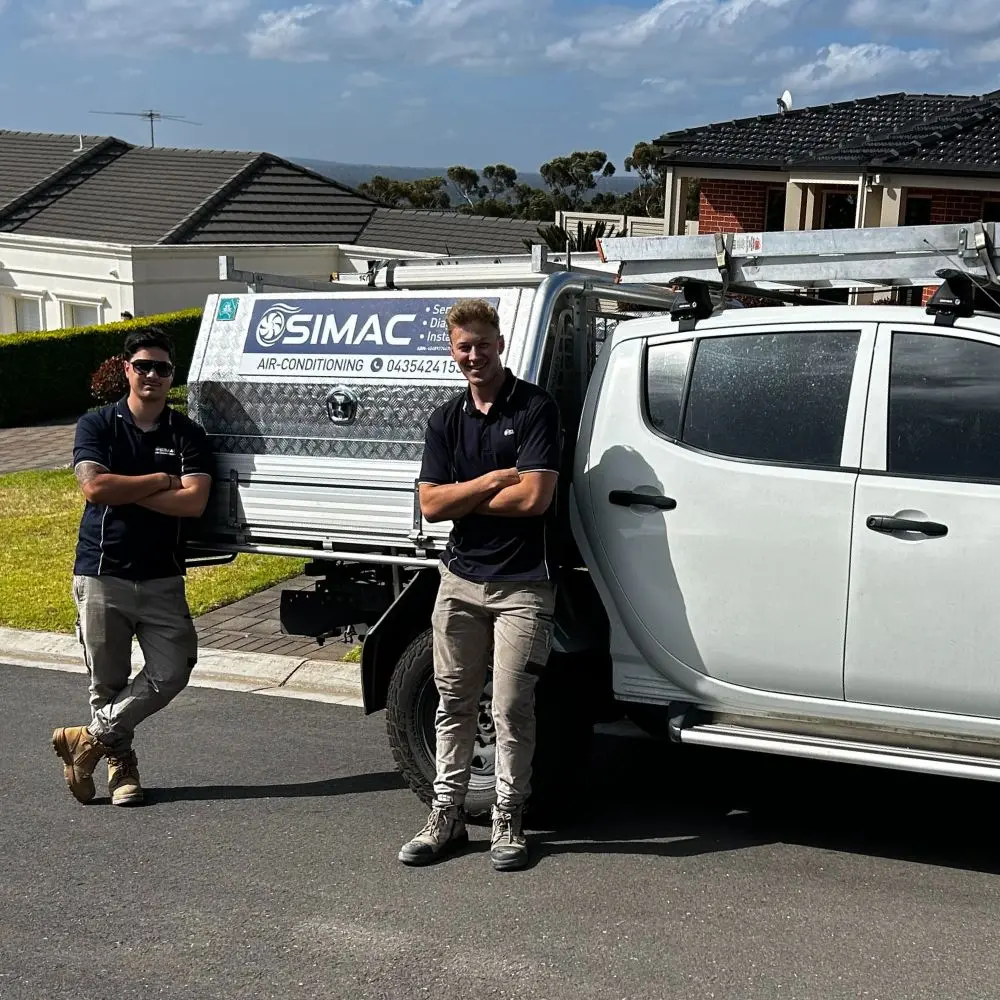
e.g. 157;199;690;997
482;163;518;200
446;166;485;208
358;174;408;208
624;141;666;217
405;176;451;210
539;150;616;208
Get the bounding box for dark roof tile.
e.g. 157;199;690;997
655;92;979;170
358;208;541;254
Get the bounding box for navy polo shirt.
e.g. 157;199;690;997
73;399;213;580
419;370;561;583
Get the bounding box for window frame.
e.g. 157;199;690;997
861;322;1000;485
57;295;106;331
642;323;876;472
0;290;47;336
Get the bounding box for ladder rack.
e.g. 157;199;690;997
599;221;1000;291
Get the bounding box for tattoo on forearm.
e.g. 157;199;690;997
75;462;104;489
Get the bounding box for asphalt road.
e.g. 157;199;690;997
3;663;1000;1000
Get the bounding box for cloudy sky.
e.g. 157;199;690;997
1;0;999;172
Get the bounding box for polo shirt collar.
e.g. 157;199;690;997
115;397;171;429
463;368;517;417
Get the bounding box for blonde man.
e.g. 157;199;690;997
399;299;561;871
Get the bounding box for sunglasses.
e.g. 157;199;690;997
130;359;175;378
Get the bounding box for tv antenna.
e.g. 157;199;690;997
88;109;202;147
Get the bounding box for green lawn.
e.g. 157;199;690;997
0;469;305;633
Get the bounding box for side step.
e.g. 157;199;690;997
681;723;1000;783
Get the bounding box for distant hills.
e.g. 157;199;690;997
293;158;641;199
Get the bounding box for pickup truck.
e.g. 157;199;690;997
187;240;1000;818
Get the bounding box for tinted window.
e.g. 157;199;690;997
889;332;1000;480
682;331;861;466
904;196;932;227
646;341;693;439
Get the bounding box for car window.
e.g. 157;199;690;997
681;330;861;466
889;332;1000;480
645;341;693;439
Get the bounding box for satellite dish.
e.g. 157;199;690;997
777;90;793;114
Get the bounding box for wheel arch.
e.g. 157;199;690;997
362;567;440;714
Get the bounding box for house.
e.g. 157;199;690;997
0;131;543;334
653;90;1000;241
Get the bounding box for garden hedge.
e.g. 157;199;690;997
0;309;202;427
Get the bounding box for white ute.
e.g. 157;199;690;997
186;223;1000;816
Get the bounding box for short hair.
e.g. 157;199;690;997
123;326;174;362
445;299;501;337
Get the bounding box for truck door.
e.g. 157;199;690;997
577;320;875;701
845;321;1000;717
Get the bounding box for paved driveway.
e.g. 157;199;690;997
5;664;1000;1000
0;417;77;475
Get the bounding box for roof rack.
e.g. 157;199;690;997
599;221;1000;291
600;221;1000;329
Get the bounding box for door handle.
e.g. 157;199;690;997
866;515;948;537
609;490;677;511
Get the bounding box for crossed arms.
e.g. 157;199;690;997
75;463;211;518
419;469;557;523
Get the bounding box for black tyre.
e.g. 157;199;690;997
385;627;595;821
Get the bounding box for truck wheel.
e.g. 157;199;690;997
385;628;498;820
385;629;595;822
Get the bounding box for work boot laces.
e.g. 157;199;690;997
420;806;458;842
492;809;523;847
108;750;139;782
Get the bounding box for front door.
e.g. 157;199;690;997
579;320;874;701
845;323;1000;718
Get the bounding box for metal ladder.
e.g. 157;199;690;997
598;220;1000;292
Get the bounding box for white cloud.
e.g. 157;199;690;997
247;3;327;61
546;0;801;73
848;0;1000;36
782;42;945;96
29;0;251;53
346;70;388;87
247;0;546;68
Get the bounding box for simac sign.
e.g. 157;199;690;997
237;296;502;382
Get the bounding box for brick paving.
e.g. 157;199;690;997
0;417;78;475
2;418;355;662
195;576;357;661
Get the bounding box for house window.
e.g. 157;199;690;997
765;188;787;232
904;196;932;227
63;302;102;330
983;201;1000;223
822;191;857;230
14;297;43;333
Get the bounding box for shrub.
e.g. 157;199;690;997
0;309;202;427
90;354;128;405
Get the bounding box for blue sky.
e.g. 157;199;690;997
2;0;1000;174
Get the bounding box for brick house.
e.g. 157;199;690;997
654;90;1000;238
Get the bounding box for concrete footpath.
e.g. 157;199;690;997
0;624;364;707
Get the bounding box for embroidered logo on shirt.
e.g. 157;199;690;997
155;447;178;457
504;429;515;437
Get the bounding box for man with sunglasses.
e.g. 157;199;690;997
52;328;212;806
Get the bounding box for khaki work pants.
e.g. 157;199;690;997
73;575;198;754
431;563;556;812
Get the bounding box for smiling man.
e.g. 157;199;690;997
52;328;212;807
398;299;561;872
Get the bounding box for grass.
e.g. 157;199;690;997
0;469;305;633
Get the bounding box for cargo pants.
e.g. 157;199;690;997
73;575;198;754
431;563;556;812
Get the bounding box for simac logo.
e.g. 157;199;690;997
255;304;300;347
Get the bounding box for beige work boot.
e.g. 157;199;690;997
107;750;144;807
398;805;468;866
52;726;107;804
490;805;529;871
